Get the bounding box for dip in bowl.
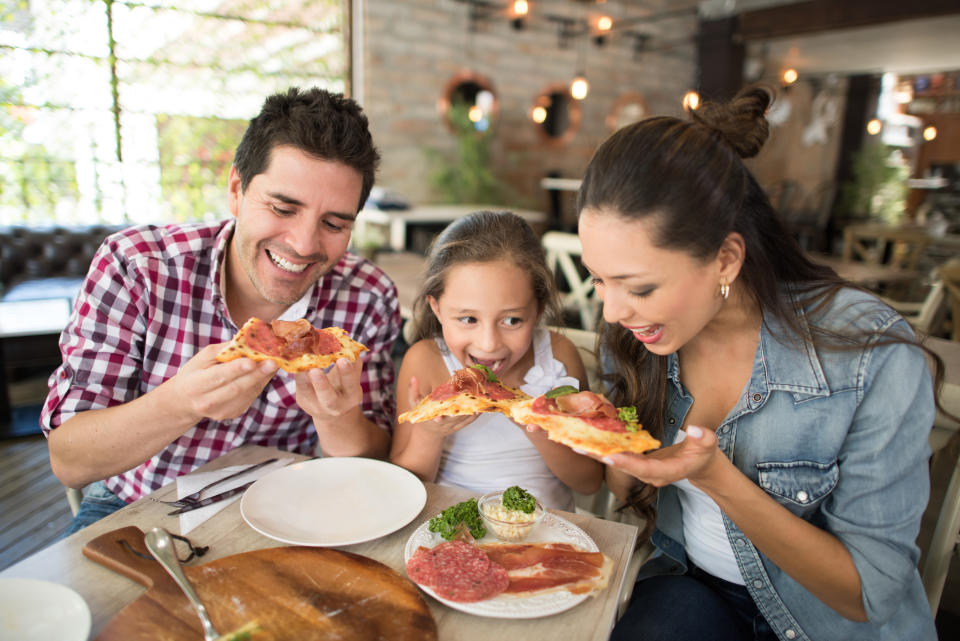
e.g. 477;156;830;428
478;490;545;542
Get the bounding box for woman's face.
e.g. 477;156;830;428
578;208;727;356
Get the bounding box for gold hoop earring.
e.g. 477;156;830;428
719;280;730;299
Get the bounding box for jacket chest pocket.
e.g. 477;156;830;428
756;459;838;516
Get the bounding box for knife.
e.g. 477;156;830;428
167;480;257;516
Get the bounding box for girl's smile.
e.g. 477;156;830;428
428;259;540;385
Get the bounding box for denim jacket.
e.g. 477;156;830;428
640;287;937;641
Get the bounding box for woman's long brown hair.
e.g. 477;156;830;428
577;84;951;540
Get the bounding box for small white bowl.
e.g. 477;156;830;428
478;491;545;542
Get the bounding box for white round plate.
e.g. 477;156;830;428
403;511;598;618
241;457;427;546
0;578;91;641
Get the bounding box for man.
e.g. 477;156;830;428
42;87;401;533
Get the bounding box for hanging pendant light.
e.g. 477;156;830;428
571;74;589;100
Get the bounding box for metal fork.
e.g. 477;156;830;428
150;458;278;509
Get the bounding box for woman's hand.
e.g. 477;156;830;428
602;425;724;487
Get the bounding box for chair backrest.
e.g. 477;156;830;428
939;259;960;341
842;224;933;271
548;325;601;392
542;231;599;331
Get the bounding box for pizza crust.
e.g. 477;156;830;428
509;399;660;456
398;385;529;423
216;319;368;373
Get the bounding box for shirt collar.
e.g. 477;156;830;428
210;218;354;326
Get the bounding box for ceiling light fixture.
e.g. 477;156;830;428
511;0;528;30
682;90;700;111
923;125;937;141
866;118;882;135
571;74;589;100
782;68;798;86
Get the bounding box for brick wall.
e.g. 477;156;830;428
361;0;699;217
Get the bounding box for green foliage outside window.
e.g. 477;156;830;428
156;115;247;222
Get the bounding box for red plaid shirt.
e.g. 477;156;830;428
41;219;401;503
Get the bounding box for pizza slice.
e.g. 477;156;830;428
509;387;660;456
398;365;530;423
215;317;368;373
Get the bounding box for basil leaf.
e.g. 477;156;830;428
544;385;578;398
470;363;497;382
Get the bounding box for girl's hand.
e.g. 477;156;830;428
407;375;478;436
601;425;723;487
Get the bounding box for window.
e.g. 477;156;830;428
0;0;348;226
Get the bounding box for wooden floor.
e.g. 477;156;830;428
0;434;73;570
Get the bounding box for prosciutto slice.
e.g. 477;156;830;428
554;391;619;419
451;366;489;395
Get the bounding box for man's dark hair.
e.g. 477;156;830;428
233;87;380;211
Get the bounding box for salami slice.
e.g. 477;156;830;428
405;540;508;603
216;317;368;372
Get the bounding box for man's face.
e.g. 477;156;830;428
227;144;363;315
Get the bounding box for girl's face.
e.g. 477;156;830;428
428;259;540;377
578;208;728;356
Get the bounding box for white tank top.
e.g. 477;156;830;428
434;328;579;510
672;430;746;585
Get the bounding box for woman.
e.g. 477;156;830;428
577;85;939;641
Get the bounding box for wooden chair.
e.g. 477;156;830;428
842;223;933;271
880;268;947;337
940;260;960;341
542;231;599;331
923;428;960;614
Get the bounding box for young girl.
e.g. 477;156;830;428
389;211;602;510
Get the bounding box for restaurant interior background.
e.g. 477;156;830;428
3;0;960;634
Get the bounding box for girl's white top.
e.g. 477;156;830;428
434;328;579;510
672;429;746;585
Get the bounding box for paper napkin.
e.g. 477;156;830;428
177;457;294;534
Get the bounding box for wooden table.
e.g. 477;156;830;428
357;204;548;253
0;445;639;641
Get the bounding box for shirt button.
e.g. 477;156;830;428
737;538;746;546
720;426;729;434
753;579;764;589
668;417;676;424
797;490;809;503
752;393;763;402
785;630;797;639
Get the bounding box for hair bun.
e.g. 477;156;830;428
690;84;773;159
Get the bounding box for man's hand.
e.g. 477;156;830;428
168;343;278;423
293;357;365;422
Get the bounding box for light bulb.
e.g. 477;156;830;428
782;68;798;85
597;16;612;32
532;106;547;124
682;90;700;111
571;76;589;100
923;125;937;141
513;0;529;17
866;118;882;135
468;105;483;123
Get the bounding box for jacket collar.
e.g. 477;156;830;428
666;287;831;404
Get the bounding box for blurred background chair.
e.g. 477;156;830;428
542;231;599;331
940;261;960;342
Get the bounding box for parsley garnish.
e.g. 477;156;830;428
502;486;536;513
428;498;486;540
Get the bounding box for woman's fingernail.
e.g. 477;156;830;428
687;425;703;438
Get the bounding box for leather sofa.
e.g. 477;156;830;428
0;224;128;301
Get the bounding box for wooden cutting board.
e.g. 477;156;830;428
83;526;437;641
